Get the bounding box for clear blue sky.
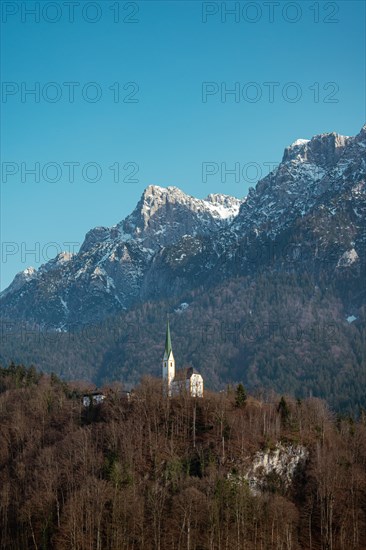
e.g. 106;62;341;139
1;0;365;290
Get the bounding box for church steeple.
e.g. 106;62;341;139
162;316;175;394
165;317;172;358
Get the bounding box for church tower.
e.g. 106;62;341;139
162;317;175;396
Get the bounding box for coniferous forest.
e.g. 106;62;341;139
2;274;365;415
1;364;366;550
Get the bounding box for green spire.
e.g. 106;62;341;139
165;316;172;357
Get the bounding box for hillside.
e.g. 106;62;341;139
1;365;365;550
1;272;365;414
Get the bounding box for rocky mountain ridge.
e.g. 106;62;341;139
1;125;365;329
1;186;242;327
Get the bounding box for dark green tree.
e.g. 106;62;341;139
235;383;247;408
277;396;290;424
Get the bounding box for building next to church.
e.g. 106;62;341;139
82;391;106;408
162;318;203;397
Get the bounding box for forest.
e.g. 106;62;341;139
0;364;365;550
1;273;365;415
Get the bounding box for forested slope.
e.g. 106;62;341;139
1;273;365;414
1;365;366;549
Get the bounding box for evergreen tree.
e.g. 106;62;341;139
277;396;290;424
235;383;247;408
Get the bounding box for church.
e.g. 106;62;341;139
162;318;204;397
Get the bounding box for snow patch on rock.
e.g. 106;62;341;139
174;302;189;314
337;248;359;267
291;138;310;147
346;315;357;323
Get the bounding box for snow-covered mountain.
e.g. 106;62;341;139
0;186;242;328
134;125;366;301
1;125;365;328
210;125;366;275
231;130;358;237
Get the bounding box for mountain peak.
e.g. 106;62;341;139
0;266;37;298
355;123;366;144
122;185;241;238
290;138;310;148
282;131;350;166
143;184;184;198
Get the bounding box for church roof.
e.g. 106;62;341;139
173;366;201;381
165;317;172;357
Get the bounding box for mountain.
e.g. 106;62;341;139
0;186;242;328
219;126;366;282
1;124;365;412
122;125;366;304
1;127;365;328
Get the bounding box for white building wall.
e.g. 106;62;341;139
162;351;175;395
190;374;203;397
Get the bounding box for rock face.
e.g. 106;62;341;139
246;443;308;493
228;443;309;495
231;129;362;238
1;125;365;328
282;132;350;165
